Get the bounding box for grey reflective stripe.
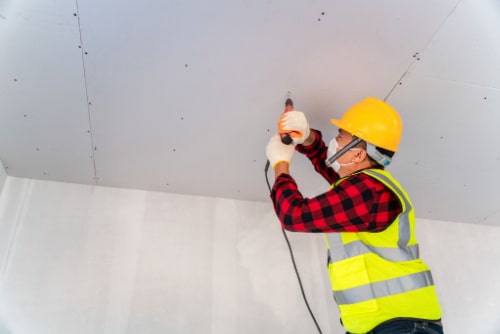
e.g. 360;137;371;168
327;233;346;262
363;170;412;249
327;238;419;263
333;270;435;305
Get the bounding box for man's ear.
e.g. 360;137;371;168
354;149;368;163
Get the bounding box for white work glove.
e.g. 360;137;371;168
266;134;295;168
278;110;310;145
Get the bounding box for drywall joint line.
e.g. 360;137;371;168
384;69;411;102
384;0;464;102
0;180;32;286
418;0;463;54
75;0;98;184
412;72;500;92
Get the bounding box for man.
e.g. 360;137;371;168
265;97;443;334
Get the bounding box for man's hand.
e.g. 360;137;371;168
278;111;310;145
266;134;295;169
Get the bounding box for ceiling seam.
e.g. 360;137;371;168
75;0;98;185
384;0;464;102
417;0;464;56
408;72;500;92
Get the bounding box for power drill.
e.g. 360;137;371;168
281;98;294;145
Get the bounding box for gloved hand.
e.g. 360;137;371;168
278;110;310;145
266;134;295;168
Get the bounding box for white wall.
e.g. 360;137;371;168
0;177;499;334
418;219;500;333
0;177;339;334
0;162;6;197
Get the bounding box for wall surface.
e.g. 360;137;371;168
0;162;6;197
0;177;339;334
0;178;499;333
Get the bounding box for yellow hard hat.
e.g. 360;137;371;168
330;97;402;152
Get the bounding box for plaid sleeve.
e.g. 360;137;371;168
271;172;402;233
296;129;338;184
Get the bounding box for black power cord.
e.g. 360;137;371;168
265;160;323;334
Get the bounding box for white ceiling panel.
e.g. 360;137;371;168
0;0;94;183
71;0;461;195
2;0;499;226
411;0;500;88
389;72;500;225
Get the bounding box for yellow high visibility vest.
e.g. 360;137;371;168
325;169;442;333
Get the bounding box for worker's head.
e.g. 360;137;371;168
326;97;402;173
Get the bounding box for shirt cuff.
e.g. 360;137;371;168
296;129;323;154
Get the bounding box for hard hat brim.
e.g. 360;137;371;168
330;118;342;129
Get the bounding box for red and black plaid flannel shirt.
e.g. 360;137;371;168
271;129;402;233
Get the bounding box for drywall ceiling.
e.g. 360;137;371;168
1;0;499;226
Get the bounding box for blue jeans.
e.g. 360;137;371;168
348;319;444;334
